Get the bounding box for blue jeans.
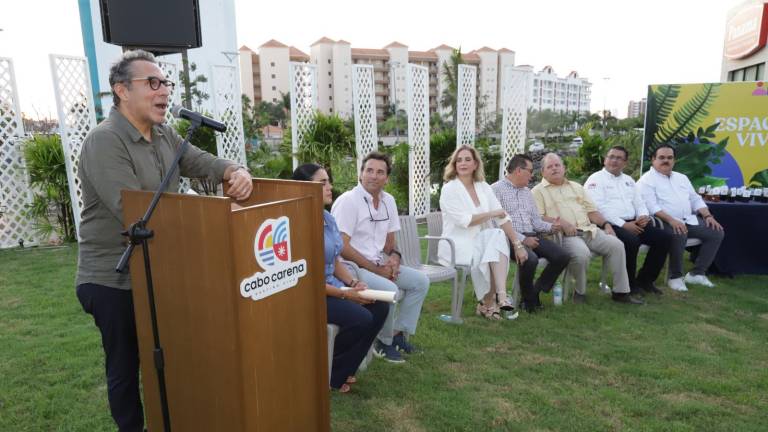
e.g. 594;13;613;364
347;264;430;346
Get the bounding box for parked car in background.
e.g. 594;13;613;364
569;136;583;150
528;140;545;152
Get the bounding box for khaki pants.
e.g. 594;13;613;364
561;230;630;295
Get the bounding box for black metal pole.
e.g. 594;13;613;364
141;232;172;432
115;121;200;432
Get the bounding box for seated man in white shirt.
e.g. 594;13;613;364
637;145;725;291
331;152;430;363
585;146;673;296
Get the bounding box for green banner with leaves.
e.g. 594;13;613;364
643;81;768;188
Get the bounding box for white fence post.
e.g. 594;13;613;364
407;64;430;217
0;57;39;248
289;62;317;170
500;65;531;180
49;54;98;237
211;64;247;166
352;64;378;171
456;64;477;147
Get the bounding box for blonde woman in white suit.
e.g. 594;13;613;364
438;145;528;320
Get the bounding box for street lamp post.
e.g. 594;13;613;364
602;77;610;138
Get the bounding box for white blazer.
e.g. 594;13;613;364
438;179;510;266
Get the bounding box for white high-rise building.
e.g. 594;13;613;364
476;47;499;119
627;98;647;119
239;38;591;121
239;40;309;106
530;66;591;114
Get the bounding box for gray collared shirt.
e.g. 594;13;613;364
491;177;552;238
76;107;237;290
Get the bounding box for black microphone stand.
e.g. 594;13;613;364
115;119;201;432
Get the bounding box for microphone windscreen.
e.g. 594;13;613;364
170;105;184;118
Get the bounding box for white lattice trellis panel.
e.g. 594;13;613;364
212;64;246;167
352;65;378;171
289;62;317;169
158;60;182;125
50;54;97;237
500;66;531;180
456;64;477;148
157;60;190;193
0;138;38;248
407;64;430;218
0;57;38;248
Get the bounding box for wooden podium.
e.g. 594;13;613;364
122;178;330;431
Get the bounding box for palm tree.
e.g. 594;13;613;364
280;91;291;126
439;48;463;125
296;111;355;181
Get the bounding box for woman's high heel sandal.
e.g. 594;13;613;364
476;303;502;321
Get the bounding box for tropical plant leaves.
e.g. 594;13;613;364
644;84;680;152
22;134;76;241
654;83;719;146
749;169;768;187
668;129;728;188
651;85;680;134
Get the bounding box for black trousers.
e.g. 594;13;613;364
611;221;673;291
517;237;570;306
77;283;144;432
326;296;388;389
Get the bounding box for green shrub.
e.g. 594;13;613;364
22;134;75;242
245;141;292;180
381;142;410;213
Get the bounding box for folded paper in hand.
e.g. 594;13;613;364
340;287;396;303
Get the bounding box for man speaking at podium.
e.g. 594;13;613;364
74;50;252;432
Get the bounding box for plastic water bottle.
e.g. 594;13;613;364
553;282;563;306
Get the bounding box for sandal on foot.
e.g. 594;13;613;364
333;383;351;393
476;303;502;321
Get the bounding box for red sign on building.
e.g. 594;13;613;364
725;3;768;60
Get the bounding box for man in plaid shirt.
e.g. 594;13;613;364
491;154;570;312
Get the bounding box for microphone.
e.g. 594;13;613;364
171;105;227;132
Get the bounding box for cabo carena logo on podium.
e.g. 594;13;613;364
240;216;307;301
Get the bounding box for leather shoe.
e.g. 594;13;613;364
612;293;644;305
520;301;544;313
573;292;587;304
639;281;663;295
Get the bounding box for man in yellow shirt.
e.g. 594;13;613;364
532;153;642;304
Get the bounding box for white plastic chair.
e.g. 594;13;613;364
326;324;339;385
397;214;465;324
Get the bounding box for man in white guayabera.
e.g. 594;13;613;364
331;151;429;364
637;145;724;292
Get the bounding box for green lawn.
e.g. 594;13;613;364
1;245;767;431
